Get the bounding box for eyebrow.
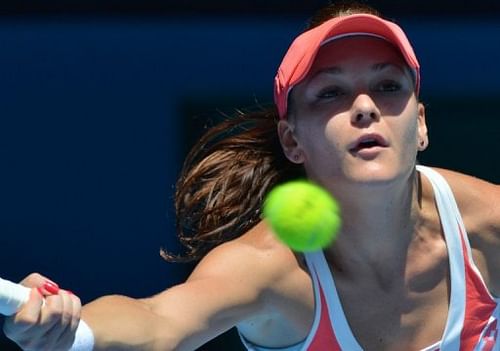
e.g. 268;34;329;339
311;62;407;79
372;62;406;73
312;66;342;77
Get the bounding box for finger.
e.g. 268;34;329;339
20;273;59;293
15;288;44;326
22;292;69;350
41;292;64;326
38;281;60;296
58;290;74;328
43;290;80;350
67;291;82;333
3;288;44;342
3;288;76;351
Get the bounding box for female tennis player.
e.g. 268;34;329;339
3;2;500;350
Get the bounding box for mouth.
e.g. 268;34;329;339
349;134;388;153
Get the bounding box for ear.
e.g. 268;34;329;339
416;103;429;151
277;120;304;164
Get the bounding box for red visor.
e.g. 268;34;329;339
274;14;420;119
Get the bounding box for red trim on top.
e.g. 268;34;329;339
308;271;342;350
457;223;497;350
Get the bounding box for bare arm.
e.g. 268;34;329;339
83;226;304;351
3;222;308;351
5;247;263;351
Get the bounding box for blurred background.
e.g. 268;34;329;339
1;1;499;349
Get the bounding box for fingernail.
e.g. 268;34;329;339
43;281;60;294
36;287;44;296
44;278;58;286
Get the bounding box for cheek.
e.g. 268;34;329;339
297;117;342;156
398;118;420;163
396;100;420;143
324;118;347;149
403;118;419;142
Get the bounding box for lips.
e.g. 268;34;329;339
349;133;388;153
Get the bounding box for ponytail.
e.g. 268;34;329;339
161;106;303;262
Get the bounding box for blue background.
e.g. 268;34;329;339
1;9;499;350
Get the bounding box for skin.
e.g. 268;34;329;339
3;274;81;351
3;37;500;351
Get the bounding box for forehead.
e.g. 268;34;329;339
309;36;408;75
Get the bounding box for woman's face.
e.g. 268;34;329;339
279;36;427;188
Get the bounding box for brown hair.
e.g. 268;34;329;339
161;1;380;263
161;107;303;262
307;1;381;29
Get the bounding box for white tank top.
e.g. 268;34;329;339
240;166;500;350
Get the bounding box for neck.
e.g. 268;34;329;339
325;169;422;274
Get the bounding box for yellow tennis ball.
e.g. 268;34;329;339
263;180;341;252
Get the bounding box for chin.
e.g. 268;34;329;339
345;163;410;186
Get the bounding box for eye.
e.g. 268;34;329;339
317;86;345;99
374;80;402;92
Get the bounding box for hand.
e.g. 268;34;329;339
3;273;82;351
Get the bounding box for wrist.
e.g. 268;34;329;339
70;320;95;351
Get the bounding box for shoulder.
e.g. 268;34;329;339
189;220;303;280
123;221;312;350
190;220;314;338
188;220;312;306
425;167;499;234
426;167;500;294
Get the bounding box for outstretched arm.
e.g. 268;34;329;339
84;243;269;350
4;224;306;351
85;238;304;350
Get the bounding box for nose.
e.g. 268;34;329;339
351;94;380;125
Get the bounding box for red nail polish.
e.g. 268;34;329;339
43;281;60;294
